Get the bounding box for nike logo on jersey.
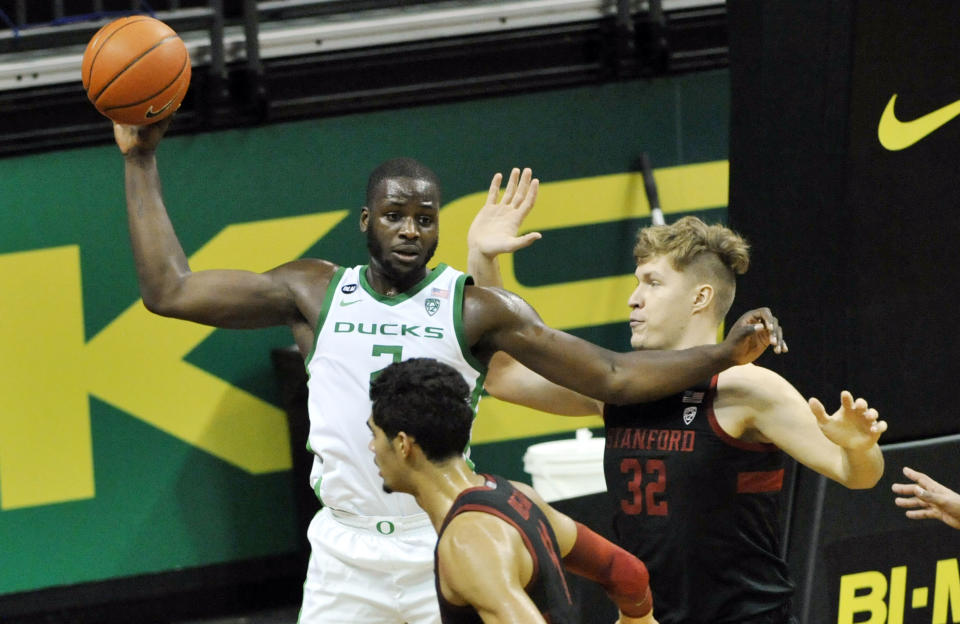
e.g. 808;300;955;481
339;300;361;307
877;94;960;151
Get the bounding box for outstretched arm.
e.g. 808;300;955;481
466;285;782;405
723;367;886;489
484;352;603;415
893;467;960;529
807;391;886;488
116;121;326;332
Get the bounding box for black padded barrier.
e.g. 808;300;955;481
788;435;960;624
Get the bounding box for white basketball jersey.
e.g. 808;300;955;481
305;263;486;516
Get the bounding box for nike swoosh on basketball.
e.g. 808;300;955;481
339;300;361;307
145;95;178;119
877;94;960;151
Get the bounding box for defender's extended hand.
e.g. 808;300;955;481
467;167;542;257
114;117;172;156
809;391;887;451
722;307;785;365
893;467;960;530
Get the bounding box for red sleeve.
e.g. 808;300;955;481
561;521;652;617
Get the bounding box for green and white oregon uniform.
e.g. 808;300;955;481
300;263;485;623
305;263;486;515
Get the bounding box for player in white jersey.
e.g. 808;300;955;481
115;118;783;623
308;262;484;516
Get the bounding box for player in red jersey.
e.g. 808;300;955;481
467;171;887;624
368;357;658;624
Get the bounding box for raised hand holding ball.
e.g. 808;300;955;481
81;16;191;125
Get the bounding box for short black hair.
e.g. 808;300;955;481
369;358;472;462
365;157;441;207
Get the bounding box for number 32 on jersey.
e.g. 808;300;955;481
620;458;668;516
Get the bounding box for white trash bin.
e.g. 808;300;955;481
522;428;606;502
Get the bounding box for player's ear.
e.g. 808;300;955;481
692;283;714;314
396;431;414;458
359;207;370;232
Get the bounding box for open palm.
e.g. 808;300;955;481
467;167;541;256
809;391;886;451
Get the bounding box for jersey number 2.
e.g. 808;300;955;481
620;458;668;516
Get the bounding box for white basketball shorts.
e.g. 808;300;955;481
298;506;441;624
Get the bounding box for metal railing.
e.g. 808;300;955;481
0;1;224;89
0;0;723;90
0;0;727;156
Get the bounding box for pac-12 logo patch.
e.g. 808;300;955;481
425;298;440;316
341;283;358;294
683;406;697;425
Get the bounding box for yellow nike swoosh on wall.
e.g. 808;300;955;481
878;94;960;151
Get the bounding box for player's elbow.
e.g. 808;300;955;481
137;269;192;318
838;456;885;490
842;477;880;490
482;372;537;409
140;291;174;316
482;360;512;400
482;375;511;402
139;283;186;319
143;299;185;321
843;469;883;490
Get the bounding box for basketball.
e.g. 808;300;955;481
81;16;191;125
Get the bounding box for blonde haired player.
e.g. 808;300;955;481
115;120;783;624
468;193;887;624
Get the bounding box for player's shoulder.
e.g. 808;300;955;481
462;284;525;330
718;362;784;384
269;258;339;282
509;479;545;506
441;509;520;558
463;283;513;304
717;363;798;406
463;283;536;318
438;509;532;605
509;479;567;529
261;259;342;308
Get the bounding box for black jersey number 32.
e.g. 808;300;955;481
620;458;668;516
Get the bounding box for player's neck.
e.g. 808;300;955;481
676;327;720;350
365;262;427;296
412;459;485;530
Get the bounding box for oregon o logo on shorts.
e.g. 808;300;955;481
376;520;396;535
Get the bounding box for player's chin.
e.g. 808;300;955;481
383;257;426;281
395;256;428;275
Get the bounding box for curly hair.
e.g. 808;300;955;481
369;358;473;462
633;216;750;321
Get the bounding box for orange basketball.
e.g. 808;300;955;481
81;16;191;125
